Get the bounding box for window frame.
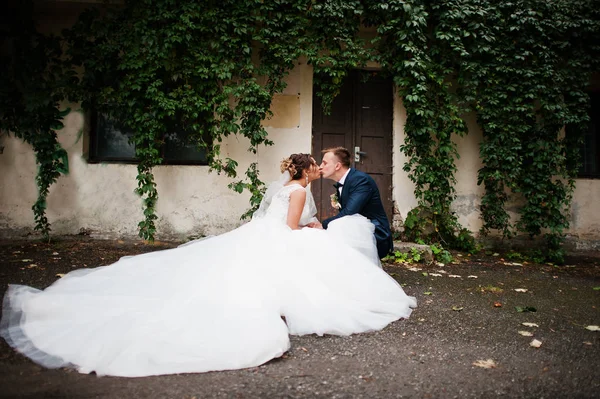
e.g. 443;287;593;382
575;90;600;179
87;110;211;166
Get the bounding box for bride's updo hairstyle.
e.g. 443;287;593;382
280;153;315;180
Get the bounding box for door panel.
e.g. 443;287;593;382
312;71;393;222
311;83;353;221
354;73;393;222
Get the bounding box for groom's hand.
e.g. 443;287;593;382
306;221;323;229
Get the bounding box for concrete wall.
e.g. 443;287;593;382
1;2;598;245
0;60;315;241
391;95;600;247
2;63;599;244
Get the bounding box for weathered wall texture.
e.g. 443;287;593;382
2;61;599;244
0;61;314;241
391;95;599;247
1;3;598;245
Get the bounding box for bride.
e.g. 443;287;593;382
1;153;417;377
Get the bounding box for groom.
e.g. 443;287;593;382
309;146;394;259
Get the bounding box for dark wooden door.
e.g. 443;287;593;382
311;71;393;222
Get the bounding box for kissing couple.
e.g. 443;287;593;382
1;147;417;377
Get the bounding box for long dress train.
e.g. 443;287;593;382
1;183;416;377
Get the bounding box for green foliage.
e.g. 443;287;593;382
388;1;599;256
505;250;523;261
527;249;546;264
0;3;71;240
504;248;548;264
307;1;371;113
430;243;453;264
63;1;284;239
402;206;477;252
457;0;600;256
229;162;266;221
366;0;469;247
60;0;372;239
383;247;424;264
515;306;537;313
2;0;598;250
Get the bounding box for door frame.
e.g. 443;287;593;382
311;70;394;222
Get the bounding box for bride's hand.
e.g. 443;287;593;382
306;221;323;229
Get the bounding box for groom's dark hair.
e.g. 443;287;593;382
322;146;351;168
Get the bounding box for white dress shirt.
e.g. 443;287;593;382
337;169;351;195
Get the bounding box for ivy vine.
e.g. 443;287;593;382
1;0;598;260
0;5;70;241
456;0;600;262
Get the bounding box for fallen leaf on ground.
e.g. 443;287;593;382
26;264;39;269
451;306;464;311
55;273;66;278
515;306;537;313
52;252;59;255
493;302;502;307
473;359;496;369
20;259;33;262
422;272;429;276
583;341;592;345
593;287;600;291
408;267;422;272
423;292;432;296
518;331;533;336
435;270;448;274
585;325;599;332
436;262;445;267
467;275;478;279
530;339;542;348
449;274;462;278
514;288;528;292
429;273;443;277
522;322;539;327
481;285;503;293
492;253;499;256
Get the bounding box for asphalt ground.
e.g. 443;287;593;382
0;238;598;399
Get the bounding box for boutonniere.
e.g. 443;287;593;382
330;193;341;210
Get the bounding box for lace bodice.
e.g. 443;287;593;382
263;184;318;226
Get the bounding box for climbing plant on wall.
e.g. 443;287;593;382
0;4;70;240
1;0;598;259
363;0;472;249
62;0;370;239
451;0;599;262
363;0;599;261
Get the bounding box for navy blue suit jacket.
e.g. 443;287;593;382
322;168;393;259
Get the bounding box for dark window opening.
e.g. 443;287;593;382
88;111;210;165
577;91;600;178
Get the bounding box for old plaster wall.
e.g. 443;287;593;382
2;60;599;243
392;97;487;233
391;94;600;245
0;62;313;240
568;180;600;248
1;2;598;244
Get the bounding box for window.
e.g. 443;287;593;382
88;111;209;165
577;91;600;178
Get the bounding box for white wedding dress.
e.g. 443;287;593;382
1;180;417;377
